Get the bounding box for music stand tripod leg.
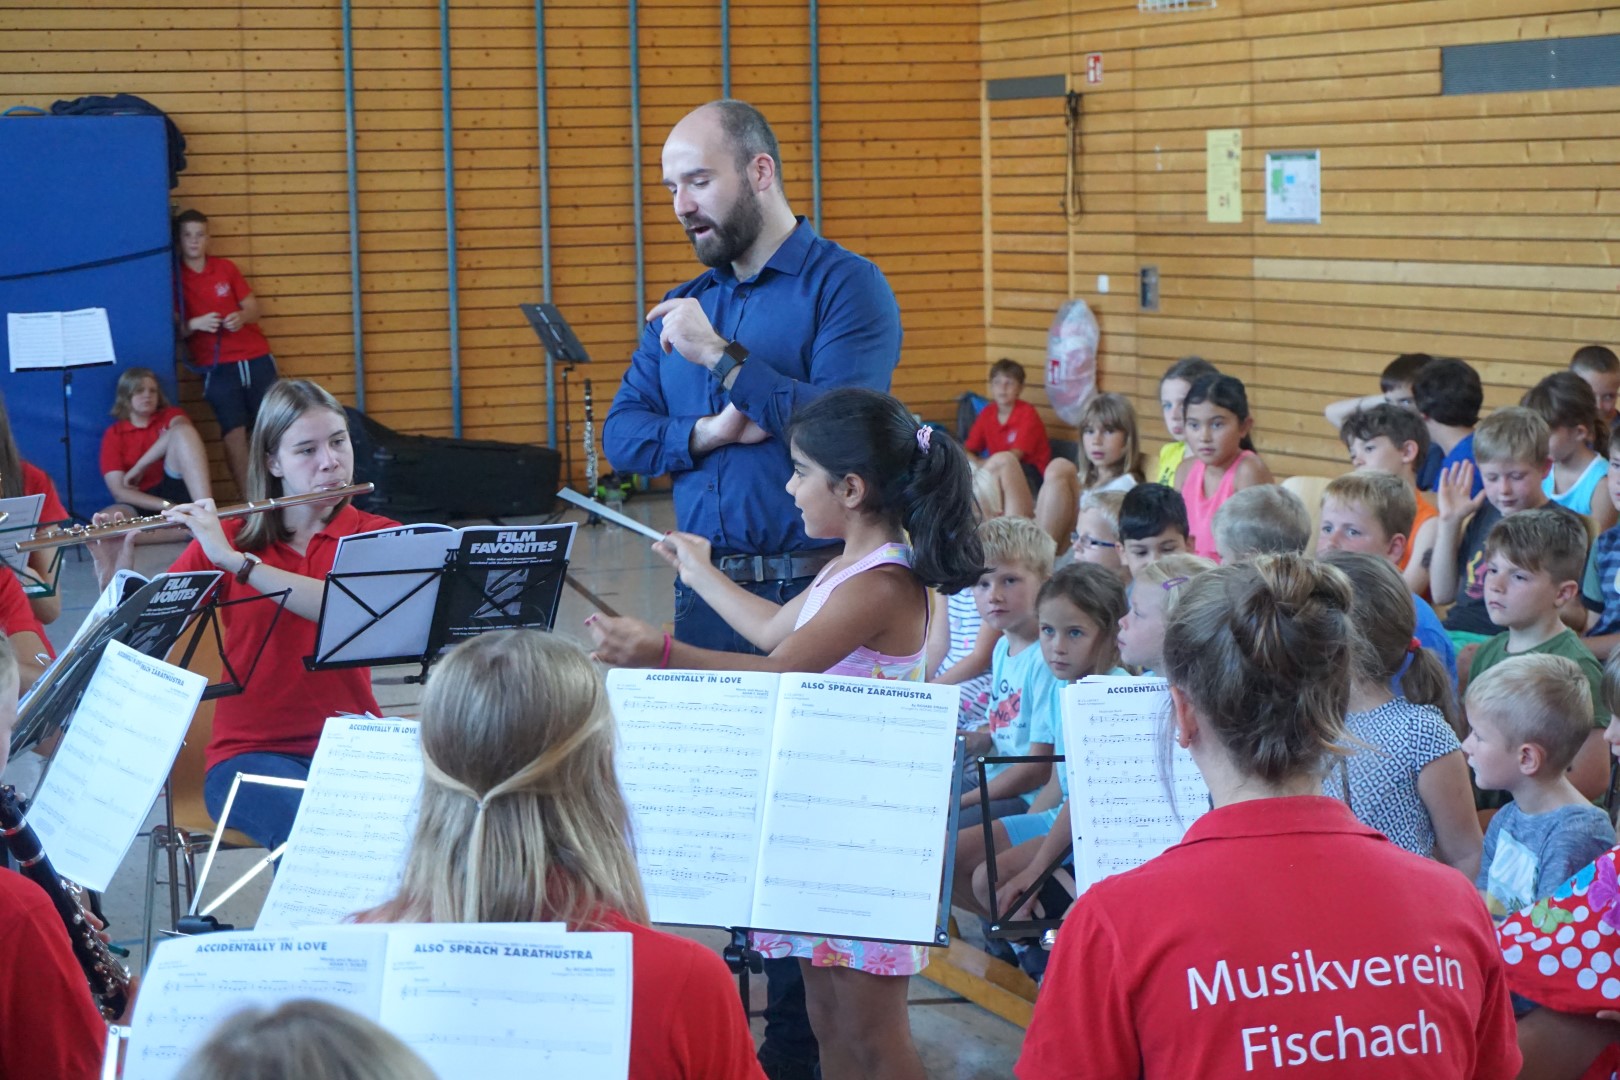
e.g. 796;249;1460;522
723;927;763;1017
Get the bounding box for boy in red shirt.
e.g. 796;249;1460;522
176;209;278;494
964;358;1051;518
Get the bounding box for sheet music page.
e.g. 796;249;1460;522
318;525;455;663
379;925;632;1080
123;929;388;1080
6;310;63;370
60;306;115;365
606;668;777;928
0;492;45;577
28;640;206;890
751;675;957;944
1063;676;1209;894
258;716;422;929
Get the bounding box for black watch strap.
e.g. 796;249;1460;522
712;340;747;383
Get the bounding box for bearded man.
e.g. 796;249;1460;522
601;99;901;1080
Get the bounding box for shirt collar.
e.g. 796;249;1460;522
714;216;816;284
1179;795;1385;847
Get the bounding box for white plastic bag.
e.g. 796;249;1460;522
1045;299;1099;426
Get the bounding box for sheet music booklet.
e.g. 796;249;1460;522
124;924;631;1080
258;716;422;929
606;669;957;945
311;521;576;668
1062;675;1210;894
5;307;116;370
0;492;46;583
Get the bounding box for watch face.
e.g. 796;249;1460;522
724;341;748;363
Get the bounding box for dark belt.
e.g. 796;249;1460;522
714;548;839;584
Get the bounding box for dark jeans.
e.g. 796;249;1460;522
674;574;820;1076
202;752;311;853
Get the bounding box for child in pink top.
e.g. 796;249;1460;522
1173;373;1273;559
590;387;984;1080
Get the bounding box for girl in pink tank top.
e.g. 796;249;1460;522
591;388;984;1079
1174;373;1273;560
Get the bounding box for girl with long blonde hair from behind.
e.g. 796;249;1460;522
358;629;762;1080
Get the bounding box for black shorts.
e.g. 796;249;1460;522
144;472;194;506
202;353;278;435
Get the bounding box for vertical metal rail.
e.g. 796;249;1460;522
342;0;366;411
440;0;463;436
809;0;822;229
720;0;731;98
537;0;556;448
629;0;646;324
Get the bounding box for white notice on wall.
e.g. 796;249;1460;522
1264;150;1321;224
29;640;205;891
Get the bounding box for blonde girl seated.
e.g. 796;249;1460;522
1035;391;1145;547
358;630;762;1080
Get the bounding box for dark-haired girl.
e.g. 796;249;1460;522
1172;373;1273;560
590;386;983;1080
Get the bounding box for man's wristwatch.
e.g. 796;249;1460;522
711;340;748;384
235;551;263;585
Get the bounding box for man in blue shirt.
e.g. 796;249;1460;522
602;99;900;1080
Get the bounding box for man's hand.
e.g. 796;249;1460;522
647;297;727;370
690;404;769;457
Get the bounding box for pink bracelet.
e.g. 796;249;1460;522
659;633;673;669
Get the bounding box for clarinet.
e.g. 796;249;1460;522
582;378;600;499
0;786;130;1020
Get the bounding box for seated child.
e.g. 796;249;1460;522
964;359;1051;519
1339;402;1440;594
1571;344;1620;431
1034;392;1143;546
1320;551;1480;878
957;516;1057;831
1522;370;1616;533
1210;484;1310;562
1153;356;1219;485
1317;471;1456;682
963;562;1127;923
1434;407;1581;643
1324;352;1443;490
1070;489;1127;583
1464;509;1609;801
1173;373;1274;560
1413;356;1484;497
1116;553;1215;676
1578;437;1620;660
1465;654;1616;919
1117;483;1191;578
99;366;212;515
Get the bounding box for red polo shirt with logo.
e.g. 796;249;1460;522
964;399;1051;473
99;406;188;492
180;256;272;368
1018;796;1519;1079
167;503;397;770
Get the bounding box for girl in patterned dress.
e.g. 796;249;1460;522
590;387;983;1079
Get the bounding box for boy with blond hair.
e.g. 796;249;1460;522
1434;407;1585;641
957;516;1058;828
1465;654;1615;918
1317;471;1456;681
1210;484;1311;562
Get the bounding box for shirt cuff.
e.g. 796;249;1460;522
724;358;780;418
663;415;699;473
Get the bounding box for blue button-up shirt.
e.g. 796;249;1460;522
603;217;901;556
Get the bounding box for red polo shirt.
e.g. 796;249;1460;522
1019;796;1519;1080
21;462;67;526
99;406;188;492
0;570;51;658
0;870;105;1080
180;256;272;368
167;503;397;770
964;399;1051;473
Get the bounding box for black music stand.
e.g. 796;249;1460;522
520;303;592;488
978;752;1073;943
306;523;577;683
